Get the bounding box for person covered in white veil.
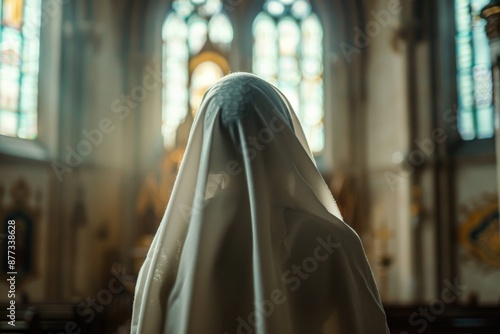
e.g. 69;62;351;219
131;73;389;334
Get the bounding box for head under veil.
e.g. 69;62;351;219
131;73;389;334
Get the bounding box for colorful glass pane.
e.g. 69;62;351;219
253;0;324;153
1;27;21;66
163;12;189;149
162;0;233;149
188;15;208;55
173;0;194;18
2;0;23;29
252;13;278;84
0;65;20;110
455;0;494;140
199;0;221;16
0;110;17;136
266;1;285;16
17;108;35;139
291;0;310;19
278;18;299;56
208;13;233;46
0;0;41;139
21;35;39;72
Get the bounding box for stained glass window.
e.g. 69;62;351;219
455;0;494;140
253;0;324;153
0;0;41;139
162;0;232;149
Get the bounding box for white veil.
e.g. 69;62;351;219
131;73;389;334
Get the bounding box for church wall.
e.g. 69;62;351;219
55;0;139;300
0;0;64;302
360;0;414;303
0;163;51;302
455;163;500;304
0;0;140;303
429;0;500;306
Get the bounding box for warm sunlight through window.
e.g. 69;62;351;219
162;0;232;150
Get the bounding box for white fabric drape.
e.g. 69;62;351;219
131;73;389;334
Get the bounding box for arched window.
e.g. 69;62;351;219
455;0;494;140
253;0;324;153
162;0;233;149
0;0;42;139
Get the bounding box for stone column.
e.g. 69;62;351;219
482;1;500;217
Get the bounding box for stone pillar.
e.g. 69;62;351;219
482;1;500;216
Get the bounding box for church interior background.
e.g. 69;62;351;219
0;0;500;333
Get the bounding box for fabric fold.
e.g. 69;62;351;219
131;73;389;334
